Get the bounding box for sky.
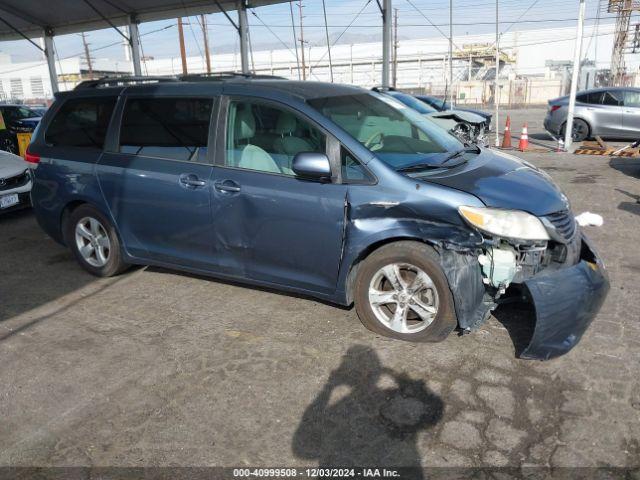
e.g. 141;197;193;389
0;0;633;65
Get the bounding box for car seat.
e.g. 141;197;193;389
236;108;281;174
273;112;315;156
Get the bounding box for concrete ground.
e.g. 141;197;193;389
1;119;639;469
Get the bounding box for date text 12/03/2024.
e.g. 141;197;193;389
233;468;401;477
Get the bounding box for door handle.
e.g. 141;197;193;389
179;173;207;188
214;180;241;193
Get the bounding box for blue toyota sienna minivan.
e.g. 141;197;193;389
27;76;609;360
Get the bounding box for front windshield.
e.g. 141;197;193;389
308;92;464;171
422;96;450;110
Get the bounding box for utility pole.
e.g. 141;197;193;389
201;14;211;74
449;0;454;107
494;0;500;147
381;0;392;88
289;1;301;80
81;32;94;80
177;17;188;75
298;0;306;80
392;8;399;87
322;0;333;82
564;0;587;150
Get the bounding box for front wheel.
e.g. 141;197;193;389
0;136;17;154
354;241;457;342
65;204;129;277
561;118;590;142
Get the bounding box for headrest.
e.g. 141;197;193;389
235;107;256;140
275;112;297;135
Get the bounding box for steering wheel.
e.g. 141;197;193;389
364;131;385;151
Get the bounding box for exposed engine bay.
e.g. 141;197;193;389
451;121;490;147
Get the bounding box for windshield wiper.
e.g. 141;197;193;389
441;145;480;165
397;163;446;173
442;149;465;164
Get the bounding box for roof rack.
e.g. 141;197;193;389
74;76;179;90
179;72;287;82
371;86;397;93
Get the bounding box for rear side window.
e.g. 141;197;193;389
46;97;116;148
577;92;602;105
119;98;213;162
602;91;622;106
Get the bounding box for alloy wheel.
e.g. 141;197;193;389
368;262;439;334
75;217;111;268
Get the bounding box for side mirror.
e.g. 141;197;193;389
292;152;332;181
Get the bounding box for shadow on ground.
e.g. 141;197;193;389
492;301;536;358
610;157;640;180
145;266;350;310
614;189;640;218
292;345;443;474
0;210;97;324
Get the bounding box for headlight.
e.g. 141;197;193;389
458;206;550;241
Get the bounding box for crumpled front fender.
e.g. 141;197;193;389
520;240;610;360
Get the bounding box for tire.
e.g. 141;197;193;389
354;241;457;343
0;136;17;154
561;118;590;142
65;204;129;277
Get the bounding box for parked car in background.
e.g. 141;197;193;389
416;94;492;127
0;150;31;213
379;89;490;146
28;76;608;360
544;87;640;142
0;104;42;154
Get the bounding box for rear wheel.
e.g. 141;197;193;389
561;118;590;142
354;241;457;342
65;205;129;277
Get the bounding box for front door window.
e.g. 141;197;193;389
226;100;326;176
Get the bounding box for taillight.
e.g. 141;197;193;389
24;146;40;164
550;105;561;113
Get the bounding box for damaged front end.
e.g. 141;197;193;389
449;209;610;360
431;112;490;147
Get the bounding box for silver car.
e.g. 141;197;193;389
544;87;640;142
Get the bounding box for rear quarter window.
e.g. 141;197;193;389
576;92;602;104
45;97;117;148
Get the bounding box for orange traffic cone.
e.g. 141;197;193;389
518;123;529;152
501;116;512;149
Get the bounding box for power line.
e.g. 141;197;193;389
250;9;299;62
310;0;373;70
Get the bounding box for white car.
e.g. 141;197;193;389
0;150;31;213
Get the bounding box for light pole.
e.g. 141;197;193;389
494;0;499;147
564;0;586;150
449;0;454;107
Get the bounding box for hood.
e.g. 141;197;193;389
420;149;569;216
0;151;29;177
430;109;485;124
